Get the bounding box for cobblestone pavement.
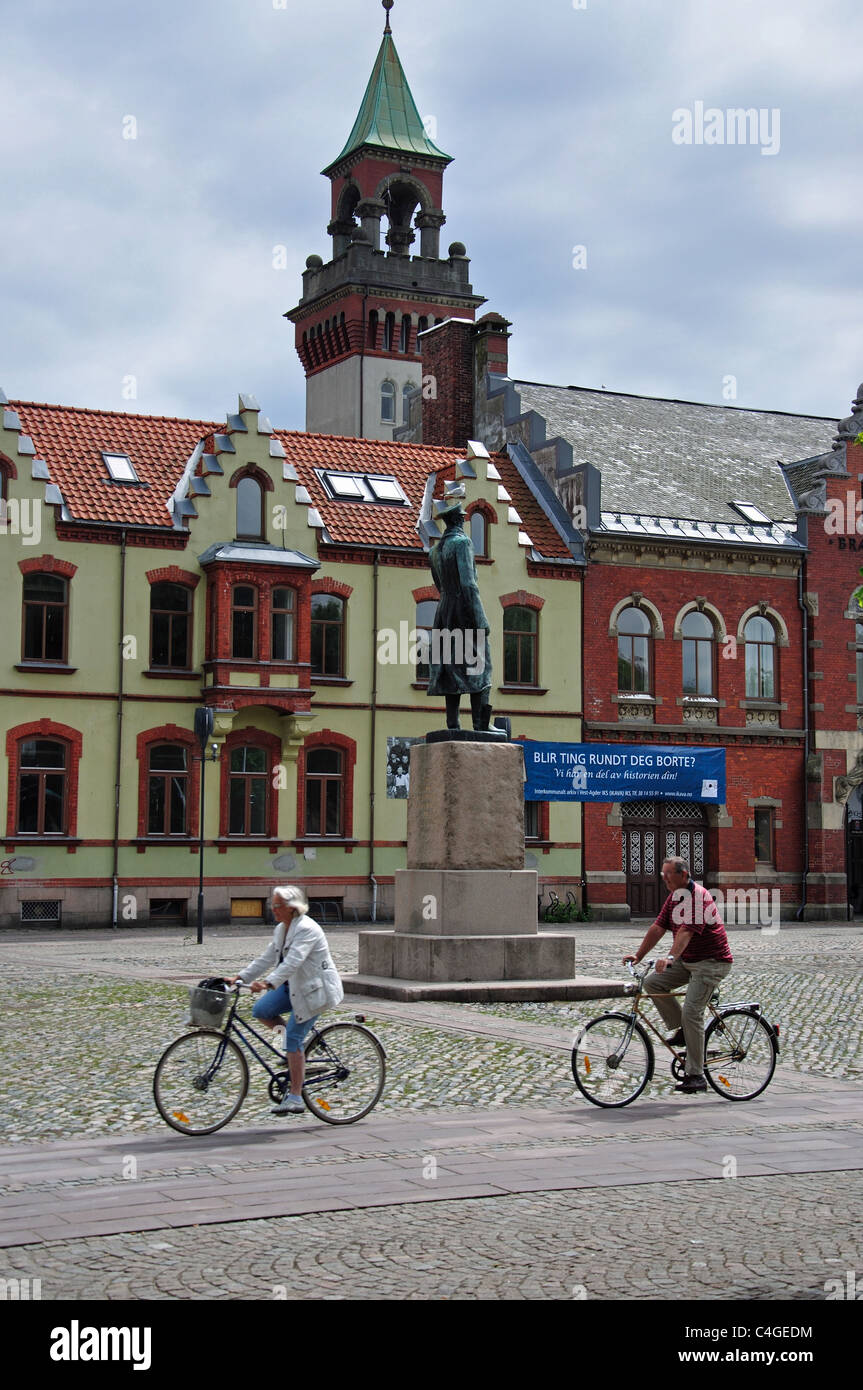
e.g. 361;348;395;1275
0;926;860;1302
2;1172;861;1300
0;926;859;1144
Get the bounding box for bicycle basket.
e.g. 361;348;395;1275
188;979;229;1028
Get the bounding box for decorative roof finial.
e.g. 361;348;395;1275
383;0;394;34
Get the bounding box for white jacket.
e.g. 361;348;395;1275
239;914;344;1024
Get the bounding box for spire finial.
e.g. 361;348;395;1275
383;0;394;34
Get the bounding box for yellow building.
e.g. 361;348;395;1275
0;391;584;927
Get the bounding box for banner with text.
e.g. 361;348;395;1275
523;742;726;803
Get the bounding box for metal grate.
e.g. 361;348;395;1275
20;901;61;923
621;800;656;820
664;800;705;822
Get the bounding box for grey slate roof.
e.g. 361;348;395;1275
514;381;834;525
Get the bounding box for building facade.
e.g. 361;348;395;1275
0;393;583;928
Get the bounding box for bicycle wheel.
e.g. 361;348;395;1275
572;1012;653;1107
302;1023;386;1124
704;1009;776;1101
153;1029;249;1135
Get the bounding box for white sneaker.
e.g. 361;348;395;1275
271;1092;305;1115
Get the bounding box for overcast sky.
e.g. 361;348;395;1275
1;0;860;431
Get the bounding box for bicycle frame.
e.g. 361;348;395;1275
623;964;778;1063
206;988;324;1085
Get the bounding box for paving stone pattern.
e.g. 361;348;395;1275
0;926;860;1302
2;1173;860;1301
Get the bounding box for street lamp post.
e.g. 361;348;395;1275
194;707;219;946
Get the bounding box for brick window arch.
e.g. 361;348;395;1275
0;450;17;501
136;726;200;840
146;567;200;590
312;578;353;601
219;728;282;840
230;464;273;542
466;500;496;559
297;730;357;841
6;720;83;841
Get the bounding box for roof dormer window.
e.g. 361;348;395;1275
729;501;771;525
317;471;409;505
102;452;139;483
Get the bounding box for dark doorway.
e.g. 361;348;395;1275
845;798;863;916
622;799;708;918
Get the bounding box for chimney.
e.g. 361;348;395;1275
416;317;475;449
473;311;512;378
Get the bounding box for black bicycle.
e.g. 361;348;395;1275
153;982;386;1135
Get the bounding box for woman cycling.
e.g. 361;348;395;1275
227;885;344;1115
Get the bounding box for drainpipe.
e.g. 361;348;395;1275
796;554;810;920
369;549;380;921
111;529;128;929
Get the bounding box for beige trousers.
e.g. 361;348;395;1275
643;957;732;1076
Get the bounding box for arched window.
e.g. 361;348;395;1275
617;607;651;693
383;313;395;351
311;594;345;676
231;585;258;659
271;587;295;662
368;310;379;349
380;381;396;424
22;573;68;663
415;599;437;683
147;744;189;836
402;382;414;425
744;616;776;699
470;511;488;557
150;583;192;669
228;746;269;836
236;476;264;539
504;606;538;686
415;316;428;352
681;611;715;696
305;747;344;837
399;316;410;353
17;738;67;834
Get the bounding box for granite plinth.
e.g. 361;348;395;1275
394;868;537;935
357;930;576;982
407;740;525;871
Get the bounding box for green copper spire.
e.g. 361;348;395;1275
327;8;451;168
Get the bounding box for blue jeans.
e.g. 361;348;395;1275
251;984;319;1053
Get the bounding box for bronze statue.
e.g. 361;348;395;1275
427;499;502;734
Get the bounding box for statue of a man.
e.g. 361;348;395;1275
427;500;500;733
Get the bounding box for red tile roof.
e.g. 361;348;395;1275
9;401;570;558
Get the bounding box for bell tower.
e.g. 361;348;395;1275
286;0;485;440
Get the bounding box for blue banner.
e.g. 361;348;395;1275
523;742;726;803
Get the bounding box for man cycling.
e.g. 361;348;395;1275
623;856;732;1094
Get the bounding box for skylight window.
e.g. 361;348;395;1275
327;474;366;499
317;470;409;505
368;476;404;502
729;501;771;525
102;452;139;483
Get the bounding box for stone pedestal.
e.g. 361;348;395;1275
347;738;578;999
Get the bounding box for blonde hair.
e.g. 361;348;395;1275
272;884;309;914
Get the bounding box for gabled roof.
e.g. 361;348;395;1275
10;401;211;527
513;380;834;526
6;400;571;560
325;33;451;170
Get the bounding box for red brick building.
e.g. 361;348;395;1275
402;314;862;922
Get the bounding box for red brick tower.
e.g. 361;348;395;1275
285;0;485;440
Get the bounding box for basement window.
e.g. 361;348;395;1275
102;452;139;483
